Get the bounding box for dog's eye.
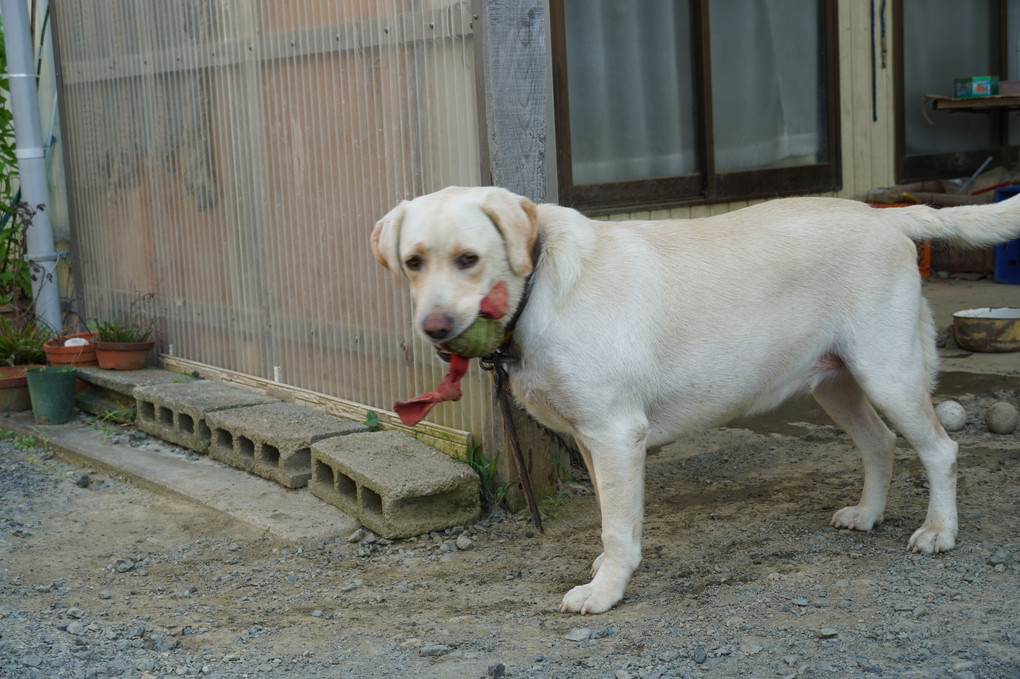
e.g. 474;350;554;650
404;255;423;272
456;252;479;270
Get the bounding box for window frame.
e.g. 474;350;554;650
549;0;842;214
894;0;1020;183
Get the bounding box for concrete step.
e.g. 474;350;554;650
74;366;186;422
311;430;480;539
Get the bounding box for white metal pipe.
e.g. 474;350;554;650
0;0;62;334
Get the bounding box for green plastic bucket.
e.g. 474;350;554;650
26;366;78;425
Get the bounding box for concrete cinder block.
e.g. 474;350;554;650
74;367;191;422
311;430;480;539
205;402;367;488
134;381;276;453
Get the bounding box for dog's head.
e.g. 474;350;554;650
372;186;538;344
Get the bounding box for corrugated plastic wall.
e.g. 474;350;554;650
52;0;488;452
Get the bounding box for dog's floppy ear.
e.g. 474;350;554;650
480;189;539;276
372;201;408;272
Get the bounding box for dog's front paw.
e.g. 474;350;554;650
831;505;883;532
559;582;622;615
908;522;957;553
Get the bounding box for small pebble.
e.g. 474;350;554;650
988;550;1012;566
814;628;839;639
693;646;707;663
74;473;90;488
564;628;591;642
150;633;176;652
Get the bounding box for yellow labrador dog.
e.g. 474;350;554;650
373;186;1020;615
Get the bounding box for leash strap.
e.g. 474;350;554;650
490;356;544;533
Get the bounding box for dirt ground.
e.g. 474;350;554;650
1;373;1018;678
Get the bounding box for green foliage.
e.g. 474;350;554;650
88;405;135;426
0;31;32;307
540;490;569;518
0;427;38;449
466;445;506;505
91;317;153;343
0;315;48;365
364;410;382;431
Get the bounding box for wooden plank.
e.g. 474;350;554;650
160;355;473;459
925;94;1020;111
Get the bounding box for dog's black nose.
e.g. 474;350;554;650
422;313;454;340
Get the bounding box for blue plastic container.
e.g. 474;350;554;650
993;186;1020;284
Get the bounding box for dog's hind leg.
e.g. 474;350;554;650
560;421;647;615
813;370;897;532
870;387;958;553
851;359;958;553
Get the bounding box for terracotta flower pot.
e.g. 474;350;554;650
95;340;155;370
0;364;44;411
44;331;100;366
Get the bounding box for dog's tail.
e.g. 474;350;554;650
881;192;1020;248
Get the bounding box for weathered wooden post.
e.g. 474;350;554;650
474;1;569;513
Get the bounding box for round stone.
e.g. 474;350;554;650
985;401;1019;435
935;400;966;432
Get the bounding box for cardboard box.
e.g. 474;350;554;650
999;80;1020;96
955;76;999;98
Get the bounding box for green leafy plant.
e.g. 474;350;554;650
364;410;382;431
540;490;569;518
0;32;33;308
0;316;49;365
0;428;37;449
466;445;507;505
91;317;153;343
87;405;135;428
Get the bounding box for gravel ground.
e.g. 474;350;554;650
0;378;1018;679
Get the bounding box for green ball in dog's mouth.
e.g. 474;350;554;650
442;316;505;358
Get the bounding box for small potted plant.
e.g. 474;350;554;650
92;318;155;370
0;316;49;411
44;329;101;366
